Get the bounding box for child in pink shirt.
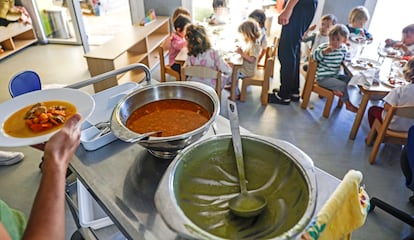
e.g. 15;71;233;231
168;15;191;75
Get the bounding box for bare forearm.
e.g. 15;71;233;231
240;52;255;63
22;113;81;239
23;168;67;239
278;0;299;25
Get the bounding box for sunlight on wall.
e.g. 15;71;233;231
370;0;413;41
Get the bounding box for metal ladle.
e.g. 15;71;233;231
227;100;267;218
125;131;163;143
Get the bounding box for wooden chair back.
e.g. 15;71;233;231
258;36;278;70
300;57;343;118
158;44;180;82
181;65;222;101
240;45;276;105
365;105;414;164
264;16;273;36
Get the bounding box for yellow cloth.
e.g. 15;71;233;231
0;0;21;21
301;169;370;240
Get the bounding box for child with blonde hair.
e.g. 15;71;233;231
225;20;261;98
385;24;414;57
311;24;359;113
172;6;190;21
303;14;337;53
162;7;191;51
346;6;373;42
301;14;337;71
184;24;232;89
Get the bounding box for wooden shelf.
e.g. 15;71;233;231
0;22;37;61
147;33;169;52
84;16;170;92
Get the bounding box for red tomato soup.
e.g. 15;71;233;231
126;99;210;137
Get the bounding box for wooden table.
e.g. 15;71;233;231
343;59;393;140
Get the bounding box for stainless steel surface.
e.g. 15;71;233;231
66;63;152;90
110;81;220;159
70;115;339;240
155;133;318;239
227;100;267;218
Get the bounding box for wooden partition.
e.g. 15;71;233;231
84;16;170;92
0;22;37;61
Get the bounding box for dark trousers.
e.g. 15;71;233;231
171;63;181;75
277;2;317;99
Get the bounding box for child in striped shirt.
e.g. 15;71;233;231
312;24;359;113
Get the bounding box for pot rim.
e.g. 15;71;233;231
110;81;220;143
156;134;317;239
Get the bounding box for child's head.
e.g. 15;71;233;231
238;20;261;44
213;0;229;9
348;6;370;29
248;9;266;29
173;15;191;34
172;7;191;22
319;14;337;36
328;24;349;49
403;58;414;83
402;24;414;46
185;24;211;56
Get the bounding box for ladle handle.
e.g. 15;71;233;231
227;100;247;194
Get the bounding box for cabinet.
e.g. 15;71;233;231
0;22;37;61
84;16;170;92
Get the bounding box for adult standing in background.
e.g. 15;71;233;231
269;0;318;105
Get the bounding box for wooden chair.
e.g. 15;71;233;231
365;105;414;164
300;57;343;118
258;36;278;70
181;65;222;101
240;45;276;105
158;44;180;82
264;15;274;37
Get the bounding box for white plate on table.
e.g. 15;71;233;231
381;76;409;88
349;34;367;43
0;88;95;147
378;47;402;58
351;58;381;70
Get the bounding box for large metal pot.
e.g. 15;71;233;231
155;134;317;239
110;81;220;159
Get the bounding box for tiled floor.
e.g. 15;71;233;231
0;40;413;239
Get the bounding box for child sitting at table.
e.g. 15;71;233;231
248;9;268;63
225;20;262;98
312;24;359;113
367;58;414;131
184;24;232;89
346;6;373;43
385;24;414;58
168;15;191;75
302;14;337;71
162;7;191;51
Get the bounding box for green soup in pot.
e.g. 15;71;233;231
173;137;310;239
